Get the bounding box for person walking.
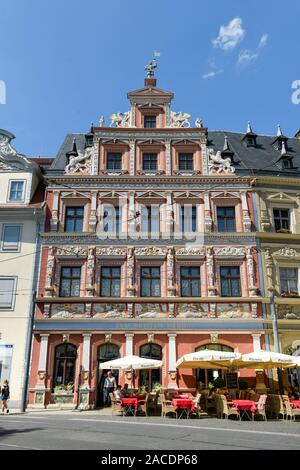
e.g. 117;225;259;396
1;380;10;414
102;371;116;407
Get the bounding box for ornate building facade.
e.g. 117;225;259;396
28;69;268;409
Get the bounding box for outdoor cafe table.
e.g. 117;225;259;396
231;400;256;420
290;400;300;409
172;398;195;419
121;398;138;416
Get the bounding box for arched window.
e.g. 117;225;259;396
139;343;162;390
97;343;120;362
53;343;77;388
195;343;234;388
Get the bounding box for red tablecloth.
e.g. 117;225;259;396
121;398;138;409
172;399;195;411
232;400;256;412
290;400;300;409
173;394;190;399
133;394;146;400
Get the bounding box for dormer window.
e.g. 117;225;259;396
282;158;293;170
144;115;156;128
246;137;256;147
85;135;93;147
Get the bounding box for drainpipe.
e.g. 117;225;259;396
21;210;43;412
269;290;284;394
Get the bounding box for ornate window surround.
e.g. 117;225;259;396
215;260;247;297
59;196;90;233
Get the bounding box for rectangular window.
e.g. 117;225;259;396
178;153;193;171
141;205;160;234
59;267;81;297
0;278;16;309
103;206;121;234
273;209;290;232
65;207;84;232
107;153;122;170
1;225;22;251
280;268;298;294
141;267;161;297
144;115;156;128
217;207;236;232
143;153;157;171
100;267;121;297
8;181;25;202
180;205;197;232
180;267;200;297
220;266;241;297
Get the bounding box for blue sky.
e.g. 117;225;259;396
1;0;300;156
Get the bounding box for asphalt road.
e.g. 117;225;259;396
0;412;300;450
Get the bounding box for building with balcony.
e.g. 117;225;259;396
28;67;268;409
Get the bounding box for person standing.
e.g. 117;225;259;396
1;380;10;414
103;371;116;407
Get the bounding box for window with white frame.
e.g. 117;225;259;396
1;225;22;251
0;278;16;309
273;208;290;232
8;181;25;202
280;268;298;294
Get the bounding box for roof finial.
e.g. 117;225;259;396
223;135;229;151
277;124;283;137
247;121;253;134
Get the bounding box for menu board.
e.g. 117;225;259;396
226;372;238;389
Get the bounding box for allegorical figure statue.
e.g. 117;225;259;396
145;59;157;78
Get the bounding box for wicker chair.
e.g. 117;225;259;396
137;393;150;416
109;393;124;416
266;394;286;420
219;394;240;420
254;394;267;421
160;393;177;418
282;395;300;421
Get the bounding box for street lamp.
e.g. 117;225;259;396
269;290;284;394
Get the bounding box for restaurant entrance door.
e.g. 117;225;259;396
96;343;120;407
195;344;234;388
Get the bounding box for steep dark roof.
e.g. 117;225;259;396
50;134;86;171
207;131;300;176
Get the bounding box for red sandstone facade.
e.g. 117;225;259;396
28;75;266;409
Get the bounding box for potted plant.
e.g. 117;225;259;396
281;291;299;297
213;377;226;389
276;228;291;234
152;383;163;393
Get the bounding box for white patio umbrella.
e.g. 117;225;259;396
176;349;242;370
99;354;163;389
233;351;299;369
99;354;163;370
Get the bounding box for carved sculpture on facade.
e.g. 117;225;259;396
208;149;235;174
65;147;93;174
206;247;216;296
135;246;167;257
175;247;206;256
110;111;130;128
45;246;56;296
195;117;203;128
246;247;256;295
264;249;274;290
145;59;157;78
56;246;88;257
273;247;300;257
170;111;191;128
214;246;245;257
98;116;105;127
0;131;17;157
86;247;95;296
167;247;175;295
96;246;127;256
127;247;135;296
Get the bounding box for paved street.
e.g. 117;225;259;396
0;411;300;450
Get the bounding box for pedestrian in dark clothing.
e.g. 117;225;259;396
1;380;10;414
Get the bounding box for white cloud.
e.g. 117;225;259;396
258;33;268;48
238;33;268;65
213;17;245;51
202;69;223;79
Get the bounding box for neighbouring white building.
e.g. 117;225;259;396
0;129;45;409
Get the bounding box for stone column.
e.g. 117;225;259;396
129;141;135;176
127;247;135;296
79;334;92;409
204;193;212;232
167;333;178;389
45;247;56;297
125;333;134;387
252;334;261;352
167;247;175;296
252;333;266;391
207;247;216;297
241;191;251;232
246;247;257;296
89;191;98;231
50;191;59;231
86;247;95;296
33;334;50;407
165;140;171;175
38;334;49;378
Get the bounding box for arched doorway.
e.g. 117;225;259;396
53;343;77;390
139;343;162;391
195;343;234;389
96;343;120;407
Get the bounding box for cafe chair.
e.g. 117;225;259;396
254;394;267;421
137;393;150;416
160;393;177;418
220;395;241;420
109;393;124;416
282;395;300;421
